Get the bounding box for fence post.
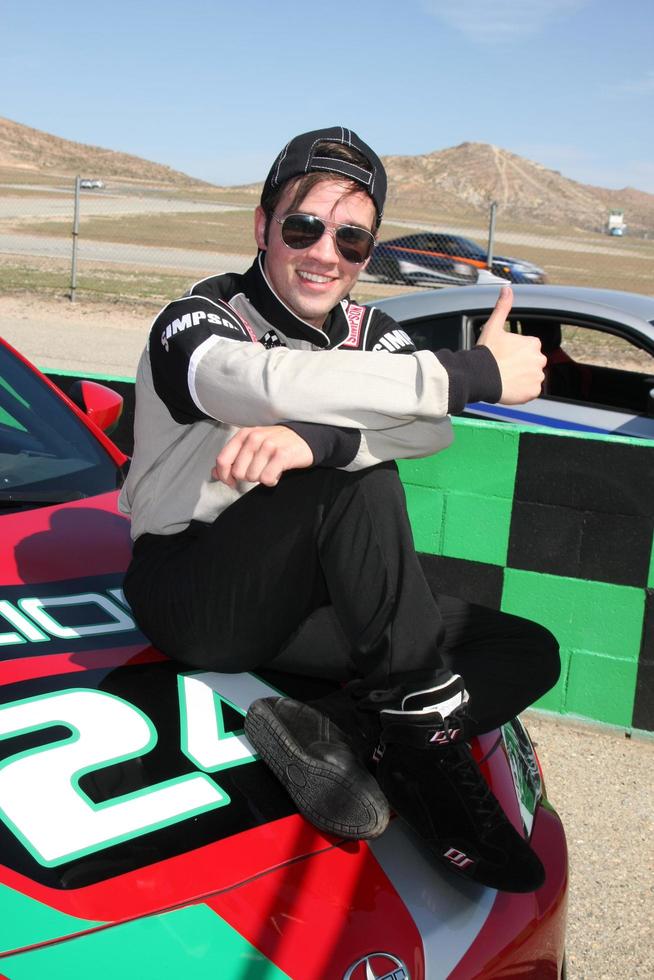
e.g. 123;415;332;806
70;176;81;302
487;201;498;269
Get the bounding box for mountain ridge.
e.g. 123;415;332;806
0;116;209;187
1;116;651;234
381;141;653;233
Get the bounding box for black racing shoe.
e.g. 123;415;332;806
244;697;390;840
375;677;545;893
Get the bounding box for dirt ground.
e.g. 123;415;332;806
0;290;154;332
0;291;153;375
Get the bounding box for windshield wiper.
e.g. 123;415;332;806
0;489;86;507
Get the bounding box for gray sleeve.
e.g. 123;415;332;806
191;341;451;430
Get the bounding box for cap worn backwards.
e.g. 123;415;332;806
261;126;387;224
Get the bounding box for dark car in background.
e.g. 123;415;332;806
366;232;547;287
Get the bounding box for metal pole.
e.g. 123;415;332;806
487;201;498;269
70;176;81;302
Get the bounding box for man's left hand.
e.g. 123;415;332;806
212;425;314;488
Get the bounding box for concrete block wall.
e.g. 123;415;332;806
398;418;654;734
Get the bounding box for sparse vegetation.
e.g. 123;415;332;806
0;255;190;307
16;208;256;253
2;116;654;305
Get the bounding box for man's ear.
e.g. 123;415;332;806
360;228;378;272
254;206;268;251
361;239;377;272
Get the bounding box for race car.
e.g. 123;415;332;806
0;335;568;979
366;233;546;287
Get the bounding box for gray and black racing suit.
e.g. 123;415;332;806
120;253;558;718
119;252;500;539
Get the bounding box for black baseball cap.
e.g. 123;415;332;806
261;126;387;225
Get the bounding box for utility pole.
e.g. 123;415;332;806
70;176;81;302
487;201;498;269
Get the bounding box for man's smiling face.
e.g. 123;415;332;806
254;178;377;329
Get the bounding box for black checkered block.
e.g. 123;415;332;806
403;424;654;733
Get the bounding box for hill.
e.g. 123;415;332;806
231;141;654;236
2;117;652;234
381;142;654;235
0;116;209;188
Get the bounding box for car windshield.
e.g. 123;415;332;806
0;345;123;506
453;237;486;259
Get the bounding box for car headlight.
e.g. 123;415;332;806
513;262;544;274
501;717;543;837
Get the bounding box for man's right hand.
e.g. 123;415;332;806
212;424;314;488
476;287;546;405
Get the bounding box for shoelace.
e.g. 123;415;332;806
446;745;505;831
438;705;468;744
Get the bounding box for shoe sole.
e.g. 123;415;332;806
245;699;389;840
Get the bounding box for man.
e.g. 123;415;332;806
120;126;559;893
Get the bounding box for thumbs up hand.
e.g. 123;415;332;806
476;287;546;405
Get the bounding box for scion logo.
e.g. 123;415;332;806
343;952;409;980
0;582;141;653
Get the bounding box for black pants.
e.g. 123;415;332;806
124;462;559;736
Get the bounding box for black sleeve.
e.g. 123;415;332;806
149;295;255;423
281;421;362;467
435;346;503;413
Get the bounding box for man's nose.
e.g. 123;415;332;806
305;227;340;263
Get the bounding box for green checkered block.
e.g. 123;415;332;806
398;418;654;733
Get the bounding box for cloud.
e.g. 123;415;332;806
420;0;589;43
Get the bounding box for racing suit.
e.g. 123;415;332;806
120;254;559;726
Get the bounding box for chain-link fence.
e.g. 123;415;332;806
1;173;653;308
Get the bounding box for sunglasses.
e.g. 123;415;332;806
272;212;376;264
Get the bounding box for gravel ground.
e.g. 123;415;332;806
0;291;152;377
525;713;653;980
1;291;653;979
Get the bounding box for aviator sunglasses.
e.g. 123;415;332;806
272;212;376;264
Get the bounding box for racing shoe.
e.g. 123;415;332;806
244;696;390;839
373;674;545;892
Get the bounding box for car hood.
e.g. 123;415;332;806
0;492;564;977
0;493;338;914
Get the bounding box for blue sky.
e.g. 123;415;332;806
1;0;652;191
